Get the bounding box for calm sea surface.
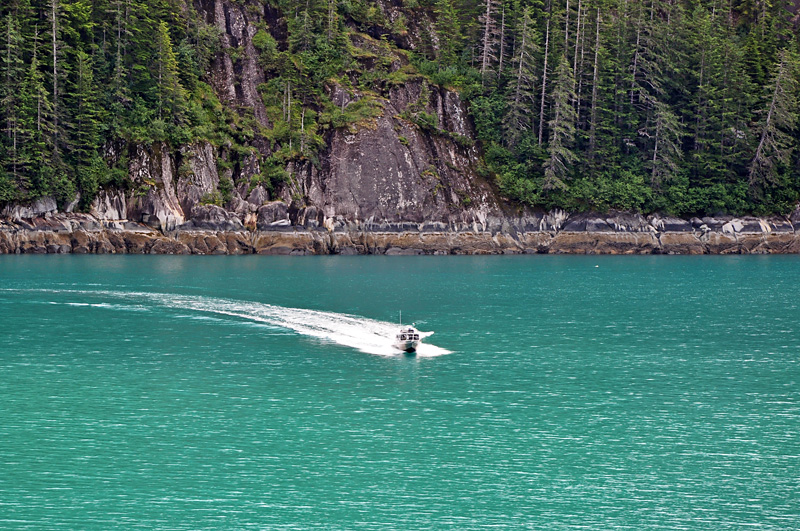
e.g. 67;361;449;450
0;255;798;529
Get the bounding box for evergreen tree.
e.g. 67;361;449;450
19;26;53;194
504;6;539;146
1;13;24;180
67;49;99;165
717;30;757;182
647;98;684;188
435;0;461;68
289;0;320;53
107;0;129;100
686;5;723;185
748;49;799;197
542;54;577;191
153;20;186;122
0;166;15;203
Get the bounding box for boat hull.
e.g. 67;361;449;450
394;340;419;353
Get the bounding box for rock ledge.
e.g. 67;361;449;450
2;209;797;255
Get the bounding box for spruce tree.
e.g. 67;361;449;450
67;49;100;166
435;0;460;68
1;14;24;180
504;7;539;147
648;99;684;189
107;0;129;100
154;20;186;122
686;5;722;185
19;26;53;195
542;54;577;191
748;49;800;197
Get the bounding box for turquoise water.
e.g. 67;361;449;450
1;255;798;529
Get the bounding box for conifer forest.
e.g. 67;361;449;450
1;0;799;216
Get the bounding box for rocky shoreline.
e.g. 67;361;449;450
2;206;799;255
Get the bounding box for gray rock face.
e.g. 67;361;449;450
2;197;58;220
184;204;244;231
539;209;569;231
562;214;613;232
606;212;653;232
88;141;223;232
322;113;432;222
246;186;269;209
91;191;127;221
700;216;729;231
297;81;499;228
126;143;185;231
770;219;795;233
649;215;692;232
176;143;220;217
257;201;290;230
206;0;269;126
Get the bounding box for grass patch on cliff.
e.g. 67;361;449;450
318;95;384;132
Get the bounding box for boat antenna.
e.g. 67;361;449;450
399;310;402;326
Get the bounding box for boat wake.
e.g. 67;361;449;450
14;288;451;357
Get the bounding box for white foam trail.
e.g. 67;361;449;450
11;288;451;357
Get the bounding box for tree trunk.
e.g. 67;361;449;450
651;123;659;184
573;0;583;121
328;0;335;41
573;0;582;80
51;0;58;157
5;17;14;157
589;8;601;160
514;15;527;107
158;31;163;118
694;46;706;155
630;22;641;106
613;1;628;128
498;5;506;76
115;0;122;90
34;27;42;134
300;106;306;154
539;3;551;146
480;0;495;84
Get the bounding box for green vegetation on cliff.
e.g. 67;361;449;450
0;0;799;216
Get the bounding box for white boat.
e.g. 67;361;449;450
394;325;421;353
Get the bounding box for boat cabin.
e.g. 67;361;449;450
398;328;419;341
